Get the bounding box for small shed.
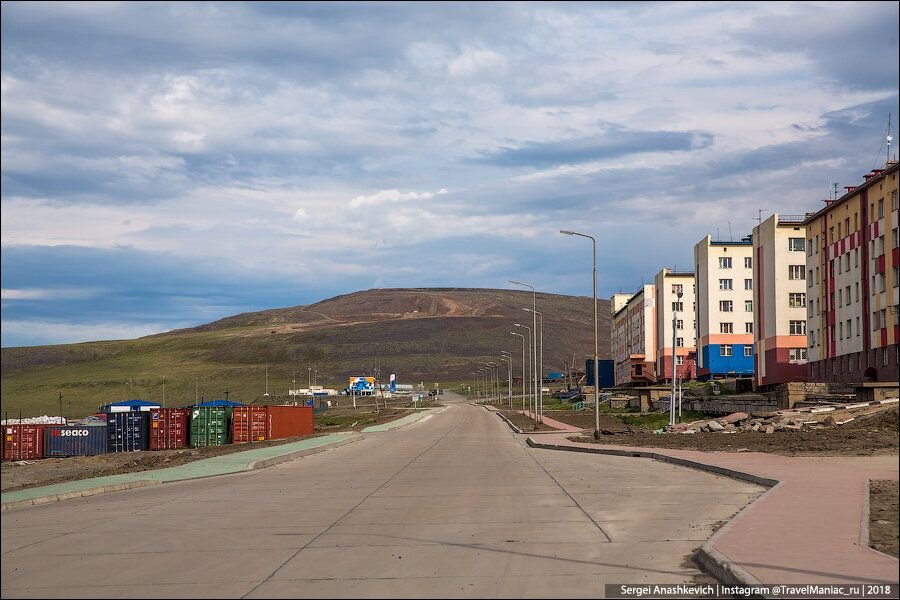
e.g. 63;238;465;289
99;399;161;413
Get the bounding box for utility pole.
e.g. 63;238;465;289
670;289;683;427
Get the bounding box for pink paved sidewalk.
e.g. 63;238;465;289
531;433;899;585
519;410;585;433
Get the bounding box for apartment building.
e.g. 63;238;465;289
654;268;697;382
694;235;755;380
752;214;809;388
610;285;656;386
804;161;899;383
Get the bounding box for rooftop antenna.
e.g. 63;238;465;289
728;221;733;242
887;113;894;162
832;183;839;200
756;209;767;225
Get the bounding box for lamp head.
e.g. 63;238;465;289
560;230;575;235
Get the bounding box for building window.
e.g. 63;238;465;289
808;270;813;287
721;345;733;356
719;257;732;269
789;348;807;362
789;293;806;308
676;319;684;330
676;356;685;365
676;337;684;347
839;322;843;340
672;301;683;311
856;317;860;337
855;283;860;302
894;267;899;287
885;347;890;367
788;265;805;280
845;286;851;304
846;319;851;338
878;198;884;219
837;289;842;307
788;238;805;251
877;273;886;293
892;190;898;211
743;346;752;357
829;226;834;244
719;300;733;312
635;364;642;375
844;254;850;271
719;279;733;290
854;248;859;267
745;300;753;312
744;278;752;290
837;258;842;274
744;257;752;268
893;227;899;249
789;320;806;335
720;322;733;334
672;284;683;295
807;239;814;256
745;322;753;334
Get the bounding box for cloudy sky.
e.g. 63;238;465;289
2;1;898;347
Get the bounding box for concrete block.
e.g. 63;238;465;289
720;412;749;424
707;421;725;432
764;425;775;434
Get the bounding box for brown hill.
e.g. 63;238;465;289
1;288;610;416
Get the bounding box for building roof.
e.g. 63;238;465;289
102;399;160;408
802;161;899;224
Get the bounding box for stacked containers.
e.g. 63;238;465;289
3;424;45;461
43;425;108;456
232;406;267;443
149;408;189;450
266;405;314;440
190;406;230;447
107;412;149;452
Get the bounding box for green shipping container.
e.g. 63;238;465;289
189;407;232;447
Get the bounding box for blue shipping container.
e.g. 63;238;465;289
107;412;149;452
585;359;615;389
43;425;108;457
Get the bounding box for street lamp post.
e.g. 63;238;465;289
485;362;497;404
670;290;683;427
560;229;600;438
514;323;533;419
525;308;544;423
510;332;526;412
500;351;512;409
510;280;538;424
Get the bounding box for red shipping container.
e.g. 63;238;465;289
3;424;45;461
232;406;267;443
149;408;189;450
266;405;313;440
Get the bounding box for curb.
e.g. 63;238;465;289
525;438;778;488
525;436;780;594
495;411;524;434
1;479;162;511
2;435;365;511
244;434;364;470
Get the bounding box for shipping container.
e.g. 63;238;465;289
149;408;189;450
190;406;231;447
266;405;314;440
232;406;267;443
107;412;149;452
3;424;46;461
43;425;108;457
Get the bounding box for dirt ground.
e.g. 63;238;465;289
498;410;555;432
869;479;899;558
560;407;899;456
1;406;429;493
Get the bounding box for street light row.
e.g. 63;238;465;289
470;229;600;438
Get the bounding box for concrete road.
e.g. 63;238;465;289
1;393;762;598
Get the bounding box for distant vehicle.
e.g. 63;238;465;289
438;389;444;395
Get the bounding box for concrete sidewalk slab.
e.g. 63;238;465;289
519;410;585;433
527;434;899;586
1;433;362;510
361;408;435;432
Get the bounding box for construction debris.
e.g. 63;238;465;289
666;398;898;435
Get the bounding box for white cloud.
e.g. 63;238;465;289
349;188;448;208
1;288;101;301
0;320;183;347
447;47;508;78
